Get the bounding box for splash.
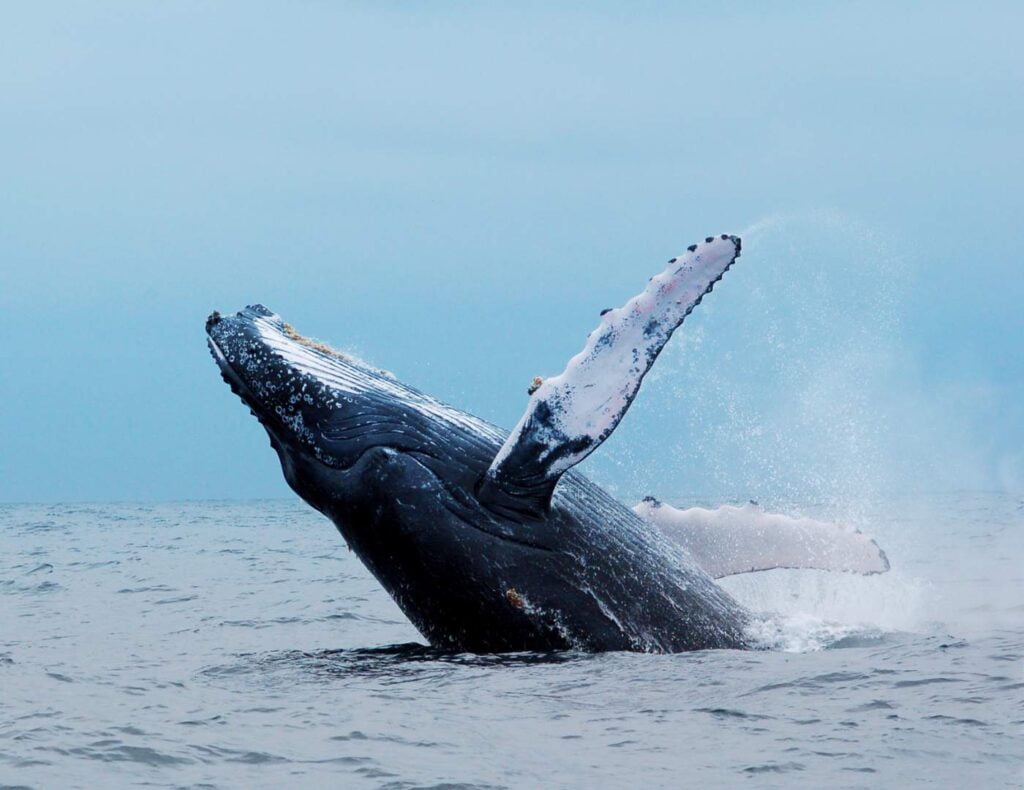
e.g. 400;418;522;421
727;568;929;651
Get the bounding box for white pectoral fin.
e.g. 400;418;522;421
478;235;742;517
633;500;890;578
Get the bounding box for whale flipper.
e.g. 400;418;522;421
478;235;741;518
632;499;890;578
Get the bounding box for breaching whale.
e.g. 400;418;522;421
206;234;888;652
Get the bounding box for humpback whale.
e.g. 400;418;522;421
206;234;888;652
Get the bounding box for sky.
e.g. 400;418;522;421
1;2;1021;504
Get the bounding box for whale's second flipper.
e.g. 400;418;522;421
478;235;741;518
633;499;890;578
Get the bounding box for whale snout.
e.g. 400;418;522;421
205;306;290;378
206;304;280;337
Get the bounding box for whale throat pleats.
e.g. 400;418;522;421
478;234;742;518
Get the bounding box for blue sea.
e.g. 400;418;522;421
1;492;1021;788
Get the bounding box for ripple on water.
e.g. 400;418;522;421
0;497;1021;787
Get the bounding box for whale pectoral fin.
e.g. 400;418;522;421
633;500;890;578
478;235;743;518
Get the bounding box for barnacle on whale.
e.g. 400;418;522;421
281;322;395;378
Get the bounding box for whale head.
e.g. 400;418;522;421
205;305;503;513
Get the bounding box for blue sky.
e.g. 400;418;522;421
2;2;1021;503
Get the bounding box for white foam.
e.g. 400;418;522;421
724;566;929;651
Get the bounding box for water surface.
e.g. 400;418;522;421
1;494;1021;787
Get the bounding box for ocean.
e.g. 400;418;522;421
1;493;1021;788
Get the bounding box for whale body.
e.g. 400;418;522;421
206;235;886;652
207;305;750;651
